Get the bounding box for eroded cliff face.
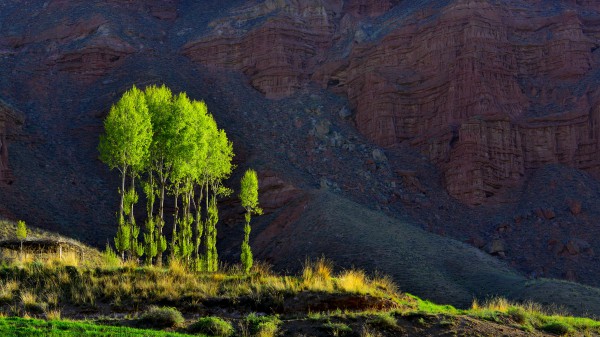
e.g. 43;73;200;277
184;0;600;205
4;0;600;295
319;0;600;205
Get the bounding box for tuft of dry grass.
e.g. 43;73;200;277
336;270;371;294
336;270;368;294
20;291;37;307
0;280;19;303
139;306;184;328
167;259;187;277
45;309;61;320
301;258;334;292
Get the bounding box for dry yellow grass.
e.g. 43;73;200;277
336;270;368;294
167;259;187;277
0;280;19;302
45;309;61;320
47;251;80;267
20;291;37;307
44;291;59;308
301;258;334;292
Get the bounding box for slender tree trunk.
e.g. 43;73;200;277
159;175;165;226
185;183;193;264
119;166;127;220
129;173;137;261
171;184;180;259
203;181;210;267
129;174;136;224
194;184;204;260
156;173;166;267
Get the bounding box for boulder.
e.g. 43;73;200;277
567;199;582;215
338;106;352;119
372;149;387;164
487;239;505;255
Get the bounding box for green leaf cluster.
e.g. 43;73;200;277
16;220;27;241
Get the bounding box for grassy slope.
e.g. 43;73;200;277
0;317;195;337
0;220;102;264
254;190;600;316
0;238;595;336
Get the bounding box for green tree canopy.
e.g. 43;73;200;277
100;84;237;269
16;220;27;241
240;169;261;214
98;85;153;219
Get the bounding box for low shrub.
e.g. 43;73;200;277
101;244;121;268
507;306;528;324
540;321;573;335
138;306;184;328
246;313;280;337
369;313;398;330
189;316;234;337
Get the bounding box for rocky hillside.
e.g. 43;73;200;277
3;0;600;310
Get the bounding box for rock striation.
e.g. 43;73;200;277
183;0;600;205
182;0;340;99
319;1;600;205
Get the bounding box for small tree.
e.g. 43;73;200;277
16;220;27;259
239;169;262;273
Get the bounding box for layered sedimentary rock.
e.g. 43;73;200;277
184;0;600;204
46;36;136;83
322;1;600;204
0;9;141;85
183;0;340;99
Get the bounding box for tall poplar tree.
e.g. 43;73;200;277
99;86;152;260
144;85;175;266
239;169;262;273
170;93;201;263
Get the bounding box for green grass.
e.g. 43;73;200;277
245;313;280;337
188;316;234;337
0;238;599;337
0;317;196;336
321;321;352;336
139;306;184;328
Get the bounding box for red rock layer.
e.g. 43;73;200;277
182;0;339;99
317;0;600;205
0;12;137;84
47;36;136;84
183;0;600;204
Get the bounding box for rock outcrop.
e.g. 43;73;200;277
183;0;339;99
318;1;600;205
182;0;600;205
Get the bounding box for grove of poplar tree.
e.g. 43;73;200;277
98;85;257;272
